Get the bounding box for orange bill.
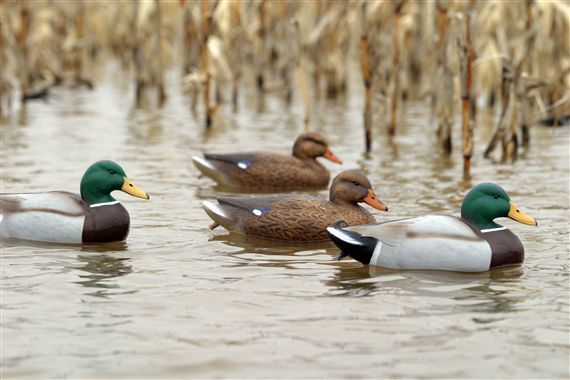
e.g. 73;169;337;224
363;189;388;211
323;148;342;164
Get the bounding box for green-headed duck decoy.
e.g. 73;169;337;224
1;160;149;244
327;183;537;272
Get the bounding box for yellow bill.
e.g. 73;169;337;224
508;201;536;226
122;177;150;200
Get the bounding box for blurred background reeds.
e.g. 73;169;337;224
1;0;568;177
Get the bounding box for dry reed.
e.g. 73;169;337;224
1;0;567;171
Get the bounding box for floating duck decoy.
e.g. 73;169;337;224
192;132;342;191
202;170;388;242
327;183;537;272
0;160;149;244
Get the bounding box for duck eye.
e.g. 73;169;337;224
109;170;116;175
493;194;499;199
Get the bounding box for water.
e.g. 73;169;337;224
1;61;569;378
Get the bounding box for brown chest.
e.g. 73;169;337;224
82;202;130;243
483;228;525;269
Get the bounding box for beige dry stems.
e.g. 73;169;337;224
1;0;568;169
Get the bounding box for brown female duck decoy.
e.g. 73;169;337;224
202;170;388;242
192;132;342;191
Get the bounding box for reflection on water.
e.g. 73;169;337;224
74;253;133;292
1;61;568;378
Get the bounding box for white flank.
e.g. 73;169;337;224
480;226;507;233
352;215;492;272
326;227;365;246
90;201;120;208
1;193;84;243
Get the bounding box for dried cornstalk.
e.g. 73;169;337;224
459;12;475;178
200;1;215;127
502;81;519;162
435;1;453;153
297;65;310;132
358;2;372;152
132;2;145;106
231;1;242;111
18;0;30;100
484;64;512;158
388;1;404;136
74;1;86;82
521;0;535;147
256;1;266;93
361;34;372;153
154;0;166;106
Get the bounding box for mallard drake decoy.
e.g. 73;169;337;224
327;183;537;272
1;160;149;244
192;132;342;191
203;170;388;242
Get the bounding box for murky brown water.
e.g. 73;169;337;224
2;60;569;378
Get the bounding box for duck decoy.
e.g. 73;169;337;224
202;170;388;242
327;183;537;272
1;160;149;244
192;132;342;191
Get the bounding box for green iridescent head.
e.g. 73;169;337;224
80;160;149;205
460;183;536;229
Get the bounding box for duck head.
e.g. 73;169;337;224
460;183;537;230
329;170;388;211
292;133;342;164
80;160;149;205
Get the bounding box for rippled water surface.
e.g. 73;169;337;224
2;61;569;378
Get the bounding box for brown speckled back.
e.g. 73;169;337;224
196;133;340;192
217;196;376;242
208;153;330;191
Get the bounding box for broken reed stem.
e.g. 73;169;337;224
522;0;534;148
232;75;240;111
297;65;310;132
18;1;30;100
132;2;145;107
231;2;242;111
461;13;474;179
502;81;518;162
256;1;266;93
484;66;511;158
155;0;166;106
181;3;199;112
435;2;452;153
201;0;213;127
74;0;85;82
389;2;404;136
360;34;372;153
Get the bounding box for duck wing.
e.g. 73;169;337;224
1;192;88;243
347;215;481;247
203;153;264;169
329;215;491;272
217;195;300;214
1;191;87;215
